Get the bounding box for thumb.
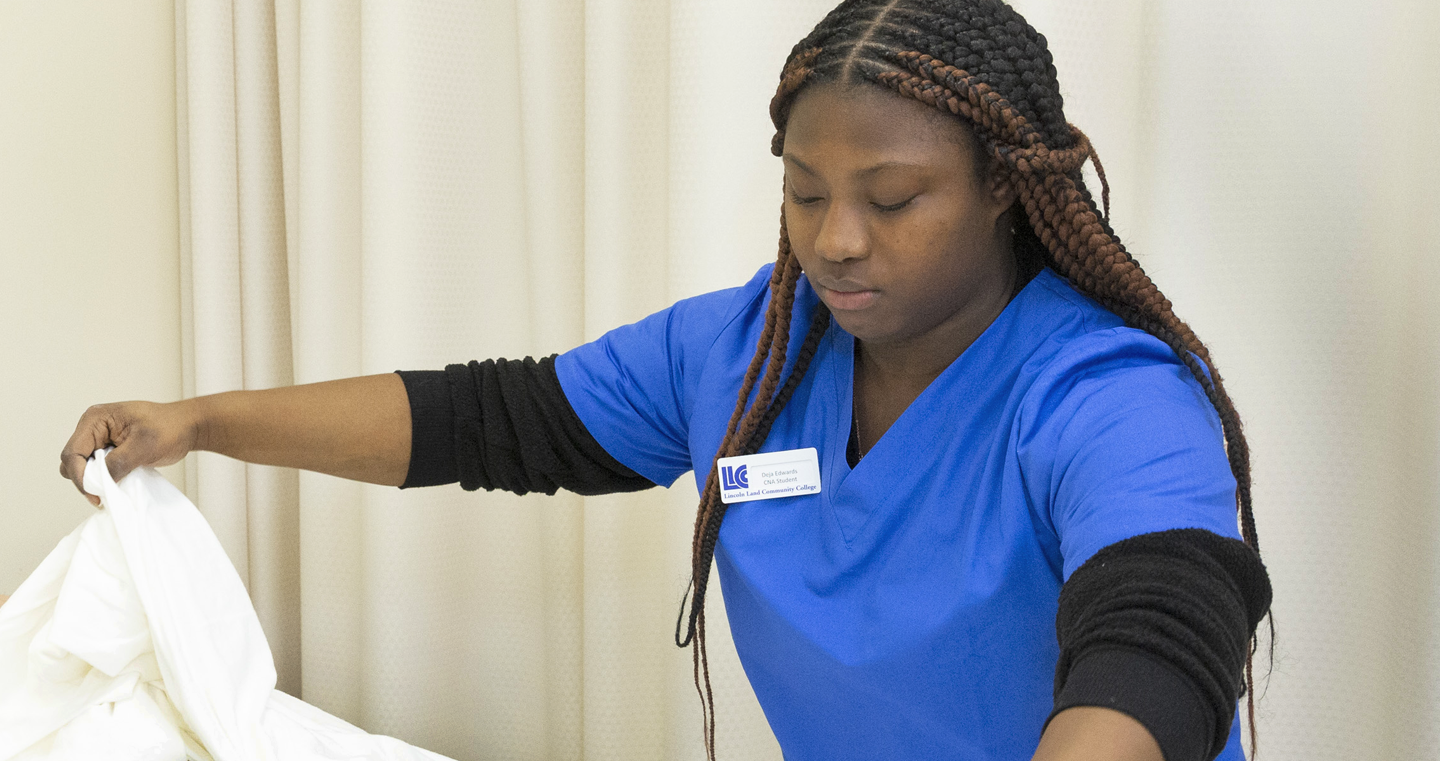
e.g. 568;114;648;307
105;446;137;484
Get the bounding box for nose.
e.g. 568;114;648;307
813;203;868;264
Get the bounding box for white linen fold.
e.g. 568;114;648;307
0;450;455;761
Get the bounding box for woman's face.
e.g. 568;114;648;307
782;83;1017;349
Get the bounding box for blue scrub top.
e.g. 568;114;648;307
556;264;1244;760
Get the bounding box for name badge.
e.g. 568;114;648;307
717;448;822;504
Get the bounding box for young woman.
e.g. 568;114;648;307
60;1;1271;759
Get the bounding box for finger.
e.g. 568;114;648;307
60;407;111;481
59;453;102;506
62;451;92;493
67;453;100;501
60;407;118;501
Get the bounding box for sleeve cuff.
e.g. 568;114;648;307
1048;646;1214;761
395;370;458;489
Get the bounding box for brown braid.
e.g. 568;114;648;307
877;51;1265;753
675;69;834;748
873;51;1260;554
679;3;1266;759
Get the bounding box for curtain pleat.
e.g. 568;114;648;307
177;1;799;758
177;0;302;696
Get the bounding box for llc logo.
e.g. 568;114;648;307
720;464;749;490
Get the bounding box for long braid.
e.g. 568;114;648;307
876;51;1261;553
680;2;1267;759
679;247;830;758
876;47;1265;753
676;48;832;752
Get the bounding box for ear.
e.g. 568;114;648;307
984;159;1019;225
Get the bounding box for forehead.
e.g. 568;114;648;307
781;82;981;176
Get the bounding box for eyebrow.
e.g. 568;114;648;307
783;154;927;178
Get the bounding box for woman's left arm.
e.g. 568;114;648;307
1017;337;1274;761
1033;528;1272;761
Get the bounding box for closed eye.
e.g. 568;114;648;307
872;196;917;213
788;191;823;206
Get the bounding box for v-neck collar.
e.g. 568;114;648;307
821;270;1056;541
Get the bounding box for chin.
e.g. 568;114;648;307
828;311;894;344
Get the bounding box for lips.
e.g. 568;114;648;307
812;279;878;311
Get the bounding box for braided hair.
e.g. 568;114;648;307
675;2;1266;758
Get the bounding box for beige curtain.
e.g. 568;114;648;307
174;1;1440;759
175;1;834;759
1015;0;1440;758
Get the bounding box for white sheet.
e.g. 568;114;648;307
0;450;456;761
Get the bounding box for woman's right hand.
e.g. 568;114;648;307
59;400;202;506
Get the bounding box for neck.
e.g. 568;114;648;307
856;264;1019;390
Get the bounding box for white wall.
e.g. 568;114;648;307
0;0;182;594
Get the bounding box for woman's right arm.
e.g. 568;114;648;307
59;373;411;506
